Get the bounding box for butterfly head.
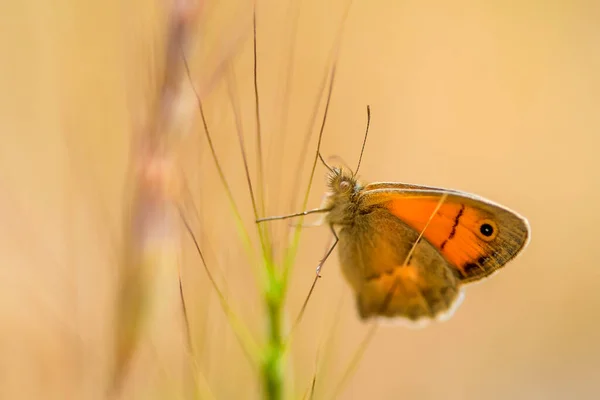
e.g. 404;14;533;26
324;167;363;224
327;167;360;196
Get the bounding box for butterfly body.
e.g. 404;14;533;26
323;167;530;322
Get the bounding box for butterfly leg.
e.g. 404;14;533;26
315;225;339;277
292;225;339;329
256;207;332;223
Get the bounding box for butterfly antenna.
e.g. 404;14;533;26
352;105;371;178
318;152;334;172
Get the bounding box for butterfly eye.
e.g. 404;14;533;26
477;219;498;241
339;180;351;191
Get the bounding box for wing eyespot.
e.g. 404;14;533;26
477;219;498;241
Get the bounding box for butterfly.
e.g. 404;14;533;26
259;107;530;323
319;167;530;322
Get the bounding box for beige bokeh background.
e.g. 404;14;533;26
1;0;599;399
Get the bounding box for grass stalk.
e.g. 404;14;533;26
252;2;355;399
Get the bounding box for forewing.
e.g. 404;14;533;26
358;183;530;283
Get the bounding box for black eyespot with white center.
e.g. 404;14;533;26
480;223;494;237
475;219;498;242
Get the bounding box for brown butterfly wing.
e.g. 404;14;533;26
338;206;463;321
358;183;530;283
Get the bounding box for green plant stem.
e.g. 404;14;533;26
262;267;285;400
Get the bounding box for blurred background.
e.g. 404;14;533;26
1;0;599;399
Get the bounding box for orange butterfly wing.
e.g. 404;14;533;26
358;183;530;283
